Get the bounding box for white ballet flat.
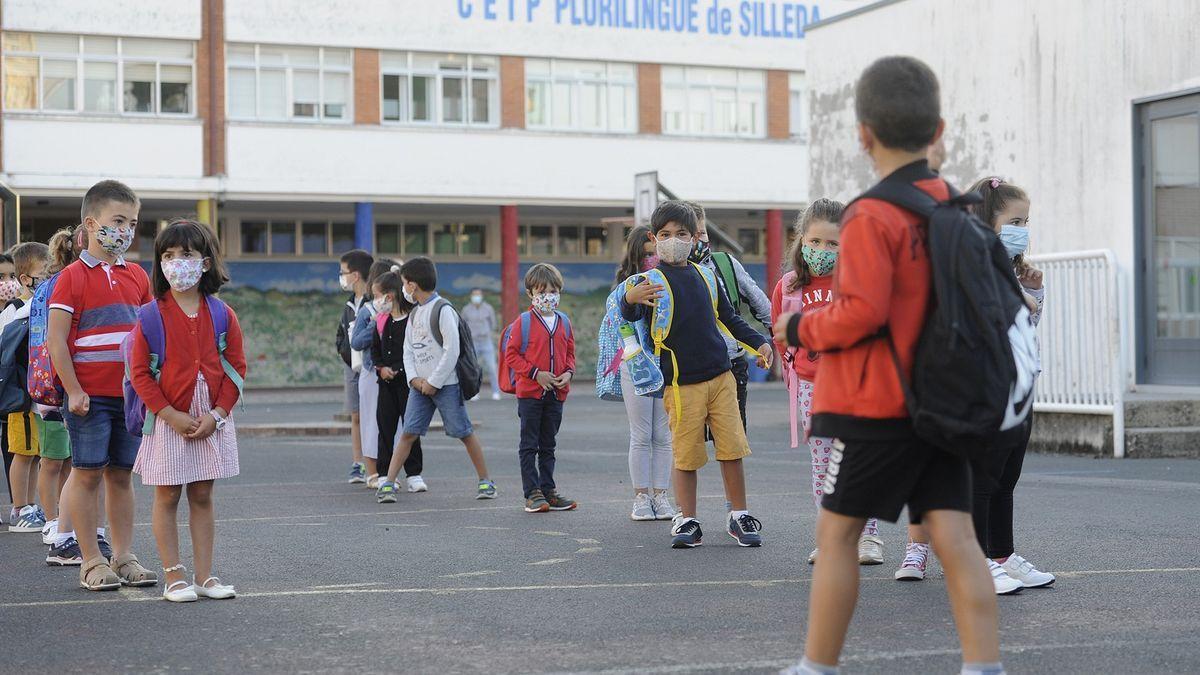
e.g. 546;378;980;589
192;576;236;599
163;580;198;603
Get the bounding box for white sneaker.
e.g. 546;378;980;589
807;548;818;565
651;492;677;520
894;542;930;580
406;475;428;493
41;519;59;545
469;394;481;402
1001;553;1055;588
630;494;655;521
857;534;884;565
365;474;381;489
491;392;502;401
988;559;1024;595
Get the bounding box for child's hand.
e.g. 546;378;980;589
164;409;199;437
535;371;556;391
756;344;774;370
1018;265;1043;290
380;367;396;381
772;313;797;346
1023;292;1039;315
186;414;218;441
411;378;437;396
552;371;573;389
67;391;91;417
624;279;665;307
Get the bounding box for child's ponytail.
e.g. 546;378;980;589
48;224;87;272
787;198;845;292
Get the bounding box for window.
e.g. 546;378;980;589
2;32;194;115
789;72;806;140
240;221;268;254
380;52;497;126
226;43;351;122
661;66;764;138
376;223;401;254
518;224;612;258
237;219;359;256
301;221;327;255
270;222;297;255
737;228;763;257
404;223;429;254
525;59;637;133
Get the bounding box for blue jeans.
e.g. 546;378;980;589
517;393;563;498
64;395;140;470
403;383;474;439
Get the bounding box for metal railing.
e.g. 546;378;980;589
1027;249;1126;457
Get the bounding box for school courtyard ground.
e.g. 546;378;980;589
1;384;1198;674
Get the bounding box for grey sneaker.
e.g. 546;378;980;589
858;534;884;565
651;492;677;520
630;494;655;521
376;481;398;504
476;479;497;500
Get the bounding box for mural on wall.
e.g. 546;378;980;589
220;259;769;388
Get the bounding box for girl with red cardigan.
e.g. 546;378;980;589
131;220;247;603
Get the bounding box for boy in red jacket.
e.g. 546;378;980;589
776;57;1003;675
504;264;577;513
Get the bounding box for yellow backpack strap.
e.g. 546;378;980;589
693;262;762;357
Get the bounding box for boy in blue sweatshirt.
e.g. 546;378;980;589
621;200;773;549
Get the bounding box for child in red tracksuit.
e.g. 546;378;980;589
504;264;577;514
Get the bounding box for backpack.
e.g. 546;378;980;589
595;285;655;402
121;296;245;437
776;272;807;449
0;303;31;415
857;179;1040;456
27;273;64;407
428;299;483;401
498;310;572;395
711;252;743;315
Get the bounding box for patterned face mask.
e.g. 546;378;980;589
641;254;660;272
160;257;206;292
96;224;135;257
0;279;21;303
532;291;560;314
802;245;838;277
656;237;693;265
374;296;393;314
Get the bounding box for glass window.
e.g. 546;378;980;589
525;59;637;133
2;32;193;116
433;223;457;255
661;66;765;138
259;69;286;119
270;222;296;255
228;68;256;117
376;223;400;254
302;221;327;255
404;223;429;254
331;222;355;255
380;52;497;126
461;224;486;255
292;70;319;118
529;226;553;256
323;71;349;119
737;228;762;256
558;225;581;256
789;72;806;139
585;226;608;256
241;221;268;254
226;43;352;122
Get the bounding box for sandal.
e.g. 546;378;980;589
193;576;236;600
79;556;121;591
111;552;159;587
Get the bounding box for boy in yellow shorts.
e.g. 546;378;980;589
621;201;773;549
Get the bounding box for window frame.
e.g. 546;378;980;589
518;222;613;259
661;66;766;139
2;32;195;117
788;71;807;141
524;58;638;134
378;51;499;128
225;43;353;123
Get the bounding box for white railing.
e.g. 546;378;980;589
1027;249;1126;457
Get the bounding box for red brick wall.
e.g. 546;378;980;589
500;56;525;129
766;70;790;140
637;64;661;135
354;49;381;125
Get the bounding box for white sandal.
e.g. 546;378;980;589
193;576;236;599
162;565;198;603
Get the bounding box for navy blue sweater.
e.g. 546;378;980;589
620;263;767;386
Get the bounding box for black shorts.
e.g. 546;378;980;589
820;434;972;524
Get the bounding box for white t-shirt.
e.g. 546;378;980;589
536;311;558;334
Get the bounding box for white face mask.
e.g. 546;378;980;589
402;285;416;304
374;296;392;314
161;257;206;292
338;273;353;292
470;294;483;305
656;237;693;265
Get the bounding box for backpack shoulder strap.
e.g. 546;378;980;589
711;252;741;309
203;297;244;404
138;301;167;373
855;179;942;219
429;299;452;347
557;311;571;340
518;311;532;354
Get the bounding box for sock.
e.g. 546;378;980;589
730;509;748;520
54;530;74;545
962;662;1005;675
798;657;839;675
96;527;106;537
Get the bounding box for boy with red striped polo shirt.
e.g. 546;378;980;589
48;180;158;591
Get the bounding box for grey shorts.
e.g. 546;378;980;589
343;364;360;414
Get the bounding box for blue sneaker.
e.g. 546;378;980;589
349;462;367;484
97;533;114;559
376;481;398;504
8;505;45;533
476;479;497;500
46;537;83;566
727;513;763;547
670;517;703;548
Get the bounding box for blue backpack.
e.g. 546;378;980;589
0;302;31;415
497;310;571;394
27;273;63;407
121;296;244;437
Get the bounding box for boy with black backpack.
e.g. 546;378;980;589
377;257;494;500
776;57;1008;675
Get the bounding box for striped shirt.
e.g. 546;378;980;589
49;250;151;398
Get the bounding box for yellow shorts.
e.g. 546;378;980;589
7;411;40;457
663;371;751;471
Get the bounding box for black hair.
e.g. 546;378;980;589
650;200;698;235
152;218;230;298
617;224;654;283
0;253;13;267
855;56;941;152
787;198;845;291
81;179;139;222
367;257;399;287
373;270;414;315
399;256;437;292
339;249;373;280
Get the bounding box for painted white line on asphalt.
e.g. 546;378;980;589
439;571;501;579
461;526;511;531
575;538;600;544
575;548;602;554
376;523;430;528
527;558;572;566
309;582;386;589
534;531;571;536
10;566;1200;609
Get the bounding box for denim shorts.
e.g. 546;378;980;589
343;364;360;414
403;383;474;439
64;395;140;470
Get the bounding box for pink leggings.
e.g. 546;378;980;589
797;379;878;537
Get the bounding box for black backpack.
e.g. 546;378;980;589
429;299;484;401
857;179;1040;457
0;304;31;416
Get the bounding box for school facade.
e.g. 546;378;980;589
806;0;1200;455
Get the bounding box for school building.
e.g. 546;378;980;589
0;0;875;331
805;0;1200;456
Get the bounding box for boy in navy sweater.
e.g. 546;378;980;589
504;264;577;513
622;201;773;549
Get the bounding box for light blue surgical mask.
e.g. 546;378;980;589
998;225;1029;259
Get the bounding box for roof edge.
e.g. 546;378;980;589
807;0;910;32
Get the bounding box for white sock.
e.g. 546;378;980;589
730;509;749;519
96;527;106;537
798;657;839;675
962;662;1005;675
55;530;74;545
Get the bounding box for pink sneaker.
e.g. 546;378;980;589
894;542;930;581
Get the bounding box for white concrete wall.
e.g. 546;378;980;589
2;0;201;40
224;123;807;207
2;118;210;194
804;0;1200;386
226;0;872;71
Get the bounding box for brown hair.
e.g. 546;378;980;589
373;270;413;315
47;225;89;272
525;263;564;292
967;176;1031;273
9;242;50;281
367;257;399;287
855;56;941;152
617;225;653;283
81;179;139;222
151;218;230;298
787;198;845;291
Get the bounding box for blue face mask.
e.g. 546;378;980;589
998;224;1029;259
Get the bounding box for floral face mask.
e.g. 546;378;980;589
802;246;838;277
160;257;206;292
532;291;560;314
